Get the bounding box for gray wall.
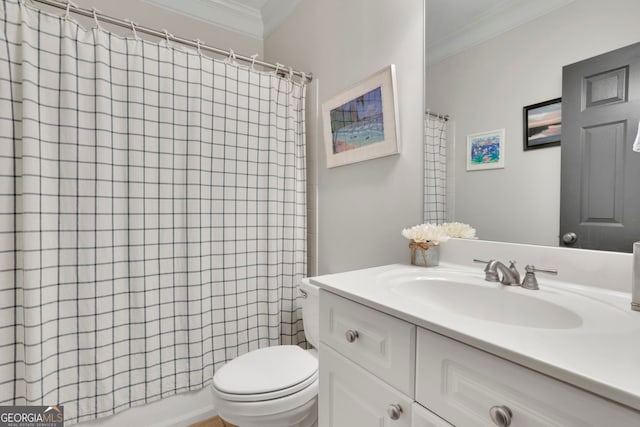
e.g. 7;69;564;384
426;0;640;246
265;0;425;275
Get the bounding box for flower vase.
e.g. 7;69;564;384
409;242;439;267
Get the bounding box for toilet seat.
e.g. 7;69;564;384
212;345;318;402
214;377;318;421
214;371;318;402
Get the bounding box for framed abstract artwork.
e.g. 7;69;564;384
466;129;505;171
321;65;400;168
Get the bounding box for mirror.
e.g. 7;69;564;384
425;0;640;249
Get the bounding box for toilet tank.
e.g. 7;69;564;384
299;278;319;349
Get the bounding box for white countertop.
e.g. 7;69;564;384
310;263;640;412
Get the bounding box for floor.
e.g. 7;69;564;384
189;416;237;427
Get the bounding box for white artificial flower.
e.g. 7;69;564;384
401;223;450;245
401;226;419;241
441;222;477;239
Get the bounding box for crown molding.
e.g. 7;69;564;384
426;0;577;67
143;0;300;41
143;0;264;40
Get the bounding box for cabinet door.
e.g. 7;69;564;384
411;403;452;427
319;346;412;427
416;328;640;427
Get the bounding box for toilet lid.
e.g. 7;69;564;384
213;345;318;400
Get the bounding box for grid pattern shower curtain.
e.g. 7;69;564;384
0;0;307;424
424;113;448;223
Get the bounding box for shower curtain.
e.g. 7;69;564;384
0;0;307;424
424;113;447;223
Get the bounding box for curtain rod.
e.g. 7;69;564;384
29;0;313;83
426;110;449;121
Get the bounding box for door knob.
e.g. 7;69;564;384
345;329;359;343
562;232;577;244
489;405;512;427
386;403;403;420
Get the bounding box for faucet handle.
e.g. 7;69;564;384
473;258;492;264
508;260;520;283
525;265;558;275
521;264;558;290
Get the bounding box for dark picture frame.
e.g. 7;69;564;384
523;98;562;151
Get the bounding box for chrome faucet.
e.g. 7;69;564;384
474;259;557;290
474;259;520;286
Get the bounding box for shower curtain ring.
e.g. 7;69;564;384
64;0;77;20
274;62;284;77
287;66;294;81
300;71;307;84
195;39;203;55
250;53;259;71
162;29;173;46
226;49;237;64
127;20;139;40
91;7;102;30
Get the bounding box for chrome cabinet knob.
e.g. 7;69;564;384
490;405;512;427
386;403;403;420
345;329;359;343
562;232;578;244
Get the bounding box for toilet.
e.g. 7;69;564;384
212;278;320;427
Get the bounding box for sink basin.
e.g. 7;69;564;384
391;277;583;329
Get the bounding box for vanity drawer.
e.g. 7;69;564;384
416;327;640;427
320;290;416;396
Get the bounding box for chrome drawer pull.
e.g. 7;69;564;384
345;329;359;343
387;403;403;420
490;405;512;427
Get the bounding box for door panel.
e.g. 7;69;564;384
580;121;624;224
584;66;627;108
561;42;640;252
411;403;453;427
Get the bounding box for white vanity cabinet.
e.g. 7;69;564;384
319;290;416;426
411;403;452;427
319;289;640;427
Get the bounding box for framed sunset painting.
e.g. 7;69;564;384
466;129;505;171
322;65;400;168
523;98;561;150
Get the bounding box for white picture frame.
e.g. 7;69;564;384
466;128;506;171
321;65;400;168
